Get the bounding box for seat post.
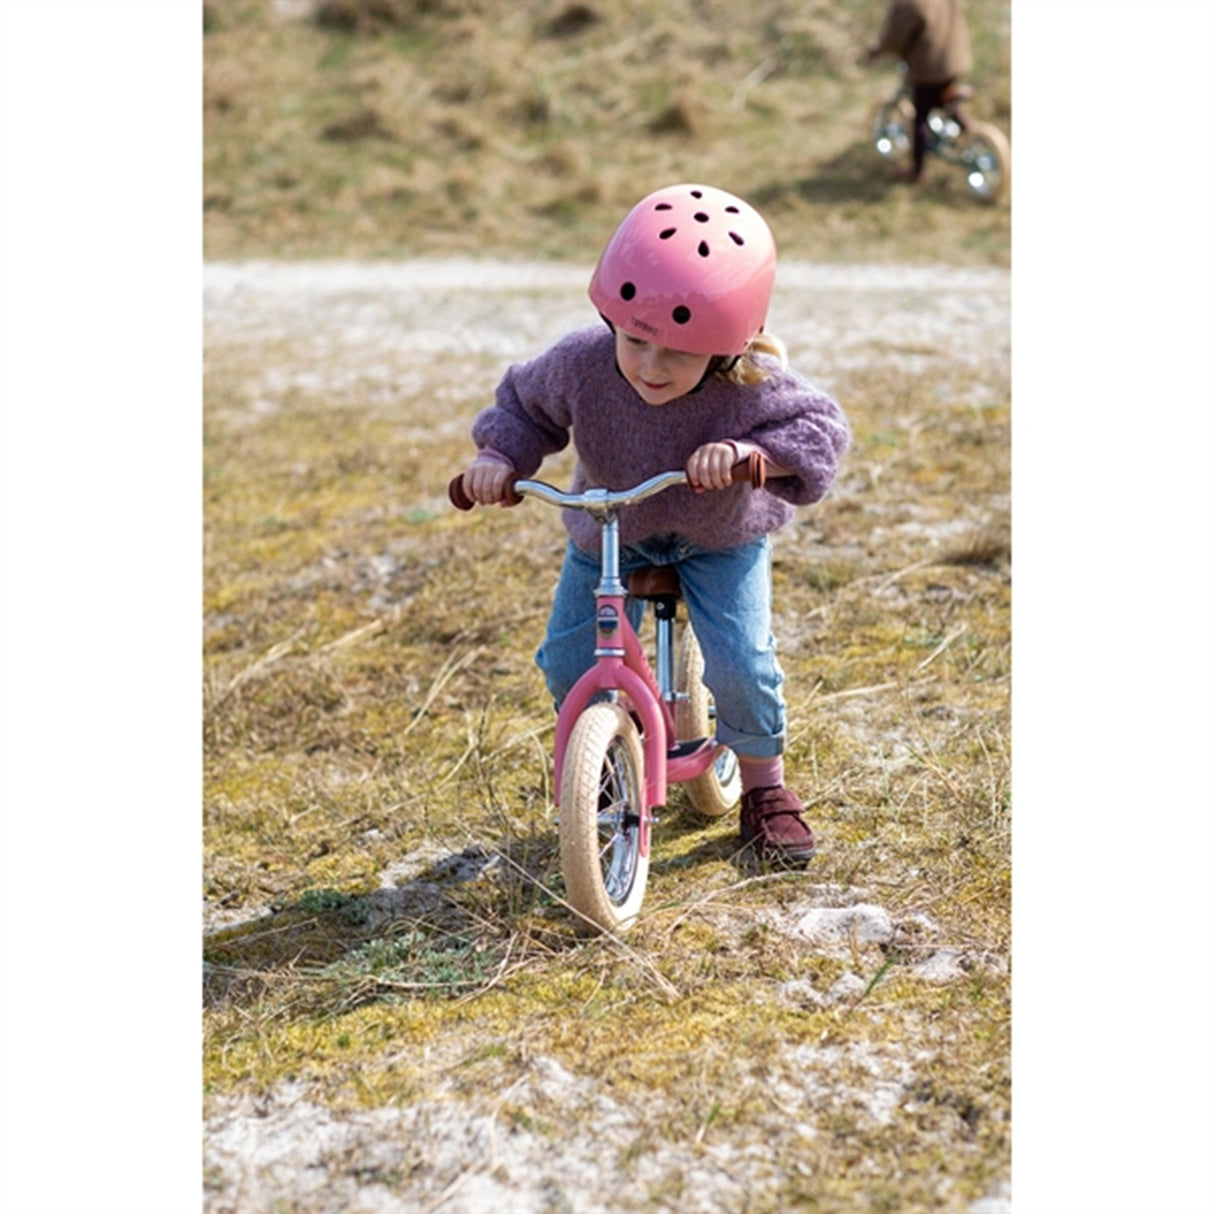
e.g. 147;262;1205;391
625;565;682;702
653;596;677;701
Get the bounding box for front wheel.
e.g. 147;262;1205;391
559;702;648;933
958;122;1010;202
675;625;741;818
868;96;914;162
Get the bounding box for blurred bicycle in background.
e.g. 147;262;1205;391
869;74;1010;203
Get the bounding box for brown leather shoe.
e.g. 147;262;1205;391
739;786;816;864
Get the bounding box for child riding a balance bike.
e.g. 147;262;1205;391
451;183;850;930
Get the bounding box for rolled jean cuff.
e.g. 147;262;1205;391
714;723;785;760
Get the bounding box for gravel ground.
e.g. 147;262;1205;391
203;259;1011;1214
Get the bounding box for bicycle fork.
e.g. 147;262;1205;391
552;512;722;849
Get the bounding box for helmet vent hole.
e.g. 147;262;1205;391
655;202;673;211
690;189;703;198
725;205;740;213
659;228;677;240
672;305;692;325
694;212;709;223
729;231;745;246
620;282;636;301
698;241;710;257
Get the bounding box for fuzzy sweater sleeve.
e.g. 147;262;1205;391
733;360;851;508
469;334;585;477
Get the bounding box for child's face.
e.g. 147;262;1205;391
614;331;712;406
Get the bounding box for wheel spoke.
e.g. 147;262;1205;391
595;739;640;899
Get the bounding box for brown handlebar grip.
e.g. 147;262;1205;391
731;451;766;489
448;475;475;511
447;474;524;511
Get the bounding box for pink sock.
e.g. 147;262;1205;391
738;756;784;793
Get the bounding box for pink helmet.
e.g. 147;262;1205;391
588;183;777;356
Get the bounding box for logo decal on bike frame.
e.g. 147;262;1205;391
596;605;620;638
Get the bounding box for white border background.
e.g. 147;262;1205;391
1011;2;1214;1210
1;4;200;1211
2;2;1211;1211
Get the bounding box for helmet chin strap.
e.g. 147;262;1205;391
704;353;740;380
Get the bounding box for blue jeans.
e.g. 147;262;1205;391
536;535;786;759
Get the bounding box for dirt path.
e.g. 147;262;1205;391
203;259;1010;397
203;259;1010;1214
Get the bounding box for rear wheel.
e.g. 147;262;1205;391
675;625;741;818
958;122;1010;202
869;96;914;162
559;702;648;933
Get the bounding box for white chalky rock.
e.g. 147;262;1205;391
912;949;967;982
794;904;895;945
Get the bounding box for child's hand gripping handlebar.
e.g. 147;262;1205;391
448;451;766;512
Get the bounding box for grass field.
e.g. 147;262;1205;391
204;0;1010;265
204;259;1010;1211
203;2;1011;1210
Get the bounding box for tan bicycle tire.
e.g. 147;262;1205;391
559;702;648;933
674;625;741;818
958;121;1011;202
868;96;914;162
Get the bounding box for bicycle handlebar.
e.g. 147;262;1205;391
448;451;766;513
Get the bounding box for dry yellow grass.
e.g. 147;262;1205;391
204;0;1010;264
204;2;1010;1209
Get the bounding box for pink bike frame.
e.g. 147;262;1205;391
551;590;724;856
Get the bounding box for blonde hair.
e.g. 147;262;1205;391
713;331;788;386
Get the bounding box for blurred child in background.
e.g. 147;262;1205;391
867;0;972;182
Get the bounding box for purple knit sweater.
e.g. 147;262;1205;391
471;326;850;553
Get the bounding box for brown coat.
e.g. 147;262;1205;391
874;0;972;84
